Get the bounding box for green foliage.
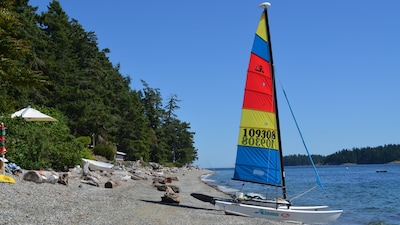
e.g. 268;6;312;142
283;154;325;166
76;136;91;146
80;148;95;160
2;106;85;170
161;161;180;168
324;144;400;165
76;136;95;160
93;144;116;161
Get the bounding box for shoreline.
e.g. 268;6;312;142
0;168;290;225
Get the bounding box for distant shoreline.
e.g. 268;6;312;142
205;161;400;170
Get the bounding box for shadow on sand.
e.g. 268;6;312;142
140;198;217;211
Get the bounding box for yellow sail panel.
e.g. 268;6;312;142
256;13;268;43
238;109;279;150
240;108;276;129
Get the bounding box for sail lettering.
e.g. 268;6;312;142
243;128;276;139
241;128;277;148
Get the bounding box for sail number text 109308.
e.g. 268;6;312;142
240;128;278;149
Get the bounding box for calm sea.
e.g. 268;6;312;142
202;164;400;225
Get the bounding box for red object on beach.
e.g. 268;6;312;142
0;146;6;155
0;123;6;155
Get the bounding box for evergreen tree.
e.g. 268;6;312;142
0;0;47;111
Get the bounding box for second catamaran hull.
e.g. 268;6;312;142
214;200;342;224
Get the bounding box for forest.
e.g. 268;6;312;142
283;144;400;166
0;0;197;170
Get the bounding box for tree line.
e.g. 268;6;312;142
0;0;197;170
283;144;400;166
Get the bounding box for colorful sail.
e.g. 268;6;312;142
233;8;283;187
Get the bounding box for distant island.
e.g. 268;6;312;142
283;144;400;166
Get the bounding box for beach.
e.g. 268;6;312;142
0;168;291;225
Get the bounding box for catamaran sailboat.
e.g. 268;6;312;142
193;2;342;224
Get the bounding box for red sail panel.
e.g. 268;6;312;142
242;53;274;113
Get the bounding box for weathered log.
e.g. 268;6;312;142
80;179;99;187
58;173;69;185
82;160;90;176
41;171;59;184
80;175;100;187
22;170;58;184
131;173;147;180
155;184;167;191
161;186;180;203
169;185;180;193
23;170;43;183
104;180;126;188
161;194;180;203
167;176;179;181
152;177;165;184
155;184;180;193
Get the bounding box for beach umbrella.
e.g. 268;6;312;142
11;106;58;122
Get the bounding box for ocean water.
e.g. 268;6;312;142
202;164;400;225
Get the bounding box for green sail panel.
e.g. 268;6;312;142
233;11;282;186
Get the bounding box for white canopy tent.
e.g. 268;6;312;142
11;106;58;122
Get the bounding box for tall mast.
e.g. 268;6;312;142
259;2;287;199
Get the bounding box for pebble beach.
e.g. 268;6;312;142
0;168;291;225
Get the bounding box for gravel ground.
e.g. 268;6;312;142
0;168;291;225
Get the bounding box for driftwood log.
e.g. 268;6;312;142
57;172;69;185
23;170;59;184
80;179;99;187
80;160;103;187
131;173;147;180
152;177;165;185
166;176;179;182
104;180;126;188
155;184;180;193
23;171;43;183
161;186;180;203
82;160;91;176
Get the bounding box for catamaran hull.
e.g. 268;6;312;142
214;200;342;224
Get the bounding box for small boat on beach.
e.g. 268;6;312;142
82;158;114;171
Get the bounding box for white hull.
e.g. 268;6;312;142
82;158;114;171
214;199;342;224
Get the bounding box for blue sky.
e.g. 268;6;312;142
29;1;400;168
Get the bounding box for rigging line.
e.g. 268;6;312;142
278;81;325;191
290;185;318;201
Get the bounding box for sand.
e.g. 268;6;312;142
0;168;291;225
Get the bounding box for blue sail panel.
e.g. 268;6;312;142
233;146;282;186
252;35;270;62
